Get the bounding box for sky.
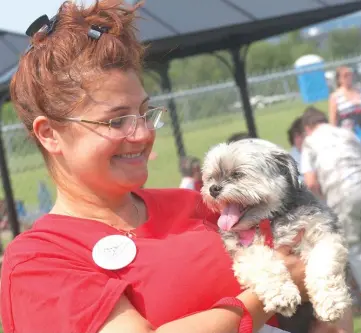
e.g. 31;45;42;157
0;0;88;34
0;0;137;34
1;1;361;36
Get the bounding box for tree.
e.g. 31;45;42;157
246;31;318;74
326;28;361;59
142;28;361;93
247;41;290;74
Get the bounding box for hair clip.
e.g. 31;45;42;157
25;14;58;37
25;14;58;54
88;25;110;40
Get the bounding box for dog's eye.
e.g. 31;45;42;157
231;171;244;178
205;175;214;182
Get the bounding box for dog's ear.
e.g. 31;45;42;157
271;151;300;189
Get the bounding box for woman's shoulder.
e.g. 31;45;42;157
2;214;97;270
3;236;50;273
330;89;341;100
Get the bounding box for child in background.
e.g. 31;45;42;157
227;132;250;143
179;156;203;192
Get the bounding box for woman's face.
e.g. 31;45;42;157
339;68;353;89
50;69;156;194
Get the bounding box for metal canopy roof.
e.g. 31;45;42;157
1;0;361;92
0;31;29;93
137;0;361;62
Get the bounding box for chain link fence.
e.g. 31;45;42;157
0;121;53;226
2;54;361;224
150;54;361;125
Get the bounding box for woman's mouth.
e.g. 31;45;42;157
112;151;146;165
117;152;142;159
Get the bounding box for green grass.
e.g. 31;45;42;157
355;316;361;333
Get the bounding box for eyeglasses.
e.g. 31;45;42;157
61;106;165;138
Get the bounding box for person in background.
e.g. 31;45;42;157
300;106;361;332
287;117;304;181
179;156;203;192
227;132;250;143
329;66;361;140
178;131;251;192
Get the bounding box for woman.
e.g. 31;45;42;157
0;1;308;333
329;66;361;139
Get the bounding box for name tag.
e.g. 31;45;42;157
258;325;290;333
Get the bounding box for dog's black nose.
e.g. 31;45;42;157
209;185;222;198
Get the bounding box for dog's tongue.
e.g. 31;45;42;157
218;204;256;246
218;204;242;231
238;229;257;246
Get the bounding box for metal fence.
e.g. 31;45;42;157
2;54;361;225
150;54;361;122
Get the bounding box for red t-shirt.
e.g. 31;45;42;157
1;188;277;333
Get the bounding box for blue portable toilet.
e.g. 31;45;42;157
294;54;329;104
15;200;27;219
38;181;53;214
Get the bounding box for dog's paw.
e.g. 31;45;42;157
312;285;351;322
262;281;302;317
232;244;302;317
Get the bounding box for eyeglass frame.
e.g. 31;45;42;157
58;106;166;133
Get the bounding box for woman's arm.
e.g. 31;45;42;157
328;93;338;126
100;247;306;333
99;289;271;333
310;306;353;333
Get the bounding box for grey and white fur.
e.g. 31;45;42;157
201;138;351;327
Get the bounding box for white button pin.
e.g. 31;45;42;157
92;235;137;270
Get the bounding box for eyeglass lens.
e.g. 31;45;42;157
109;108;163;138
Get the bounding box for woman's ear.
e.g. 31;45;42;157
32;116;62;155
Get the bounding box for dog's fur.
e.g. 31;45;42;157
201;138;351;326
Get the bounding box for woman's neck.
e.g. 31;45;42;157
50;187;145;230
340;85;353;93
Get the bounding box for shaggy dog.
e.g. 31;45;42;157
201;138;351;330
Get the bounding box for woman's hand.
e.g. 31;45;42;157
310;320;346;333
274;231;308;302
309;306;354;333
277;249;308;302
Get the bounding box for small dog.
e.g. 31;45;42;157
201;138;351;326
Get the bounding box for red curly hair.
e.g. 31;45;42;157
10;0;145;153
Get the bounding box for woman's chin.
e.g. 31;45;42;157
111;170;148;189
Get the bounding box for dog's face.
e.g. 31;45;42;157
201;139;300;231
